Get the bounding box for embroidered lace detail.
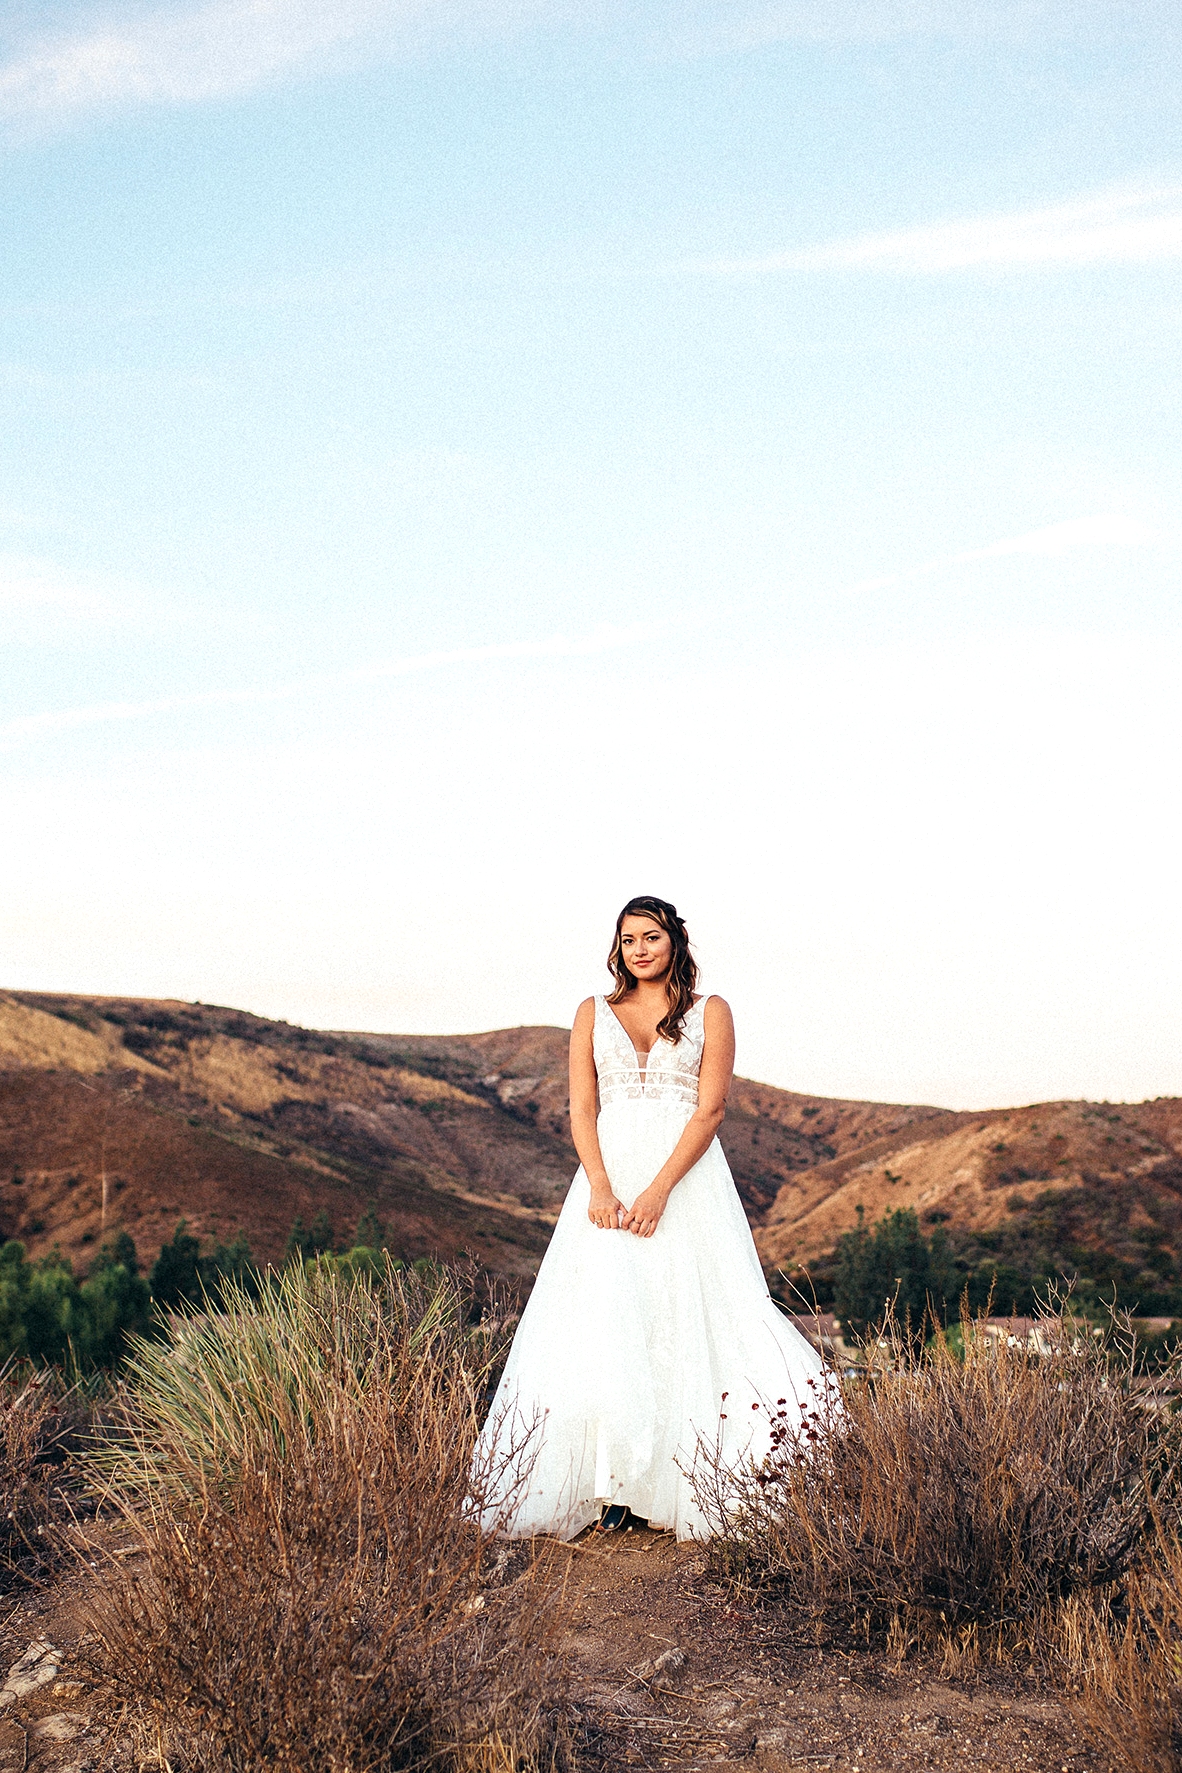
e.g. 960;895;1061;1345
594;995;708;1109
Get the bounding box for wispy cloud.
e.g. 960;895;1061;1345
0;0;395;119
6;0;1164;132
0;626;627;748
704;185;1182;276
0;552;132;622
0;0;546;127
847;514;1159;596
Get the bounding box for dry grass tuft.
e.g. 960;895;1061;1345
0;1358;80;1586
695;1306;1182;1661
84;1261;573;1772
1055;1525;1182;1773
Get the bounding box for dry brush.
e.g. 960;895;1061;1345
83;1261;572;1773
695;1307;1182;1667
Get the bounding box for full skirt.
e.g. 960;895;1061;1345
475;1099;829;1540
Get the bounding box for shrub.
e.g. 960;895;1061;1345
694;1306;1182;1662
84;1260;569;1772
0;1359;80;1588
0;1238;151;1367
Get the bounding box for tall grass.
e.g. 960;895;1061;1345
0;1358;79;1585
84;1261;571;1773
1053;1520;1182;1773
695;1306;1182;1664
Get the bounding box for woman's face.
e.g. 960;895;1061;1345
619;915;673;983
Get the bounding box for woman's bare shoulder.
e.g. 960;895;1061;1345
572;996;598;1029
701;995;734;1026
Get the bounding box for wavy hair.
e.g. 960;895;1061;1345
606;895;699;1044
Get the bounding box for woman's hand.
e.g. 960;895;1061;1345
621;1184;670;1239
587;1183;624;1229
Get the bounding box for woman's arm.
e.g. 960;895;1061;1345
569;997;624;1230
620;997;735;1238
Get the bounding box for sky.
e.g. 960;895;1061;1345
2;0;1180;1110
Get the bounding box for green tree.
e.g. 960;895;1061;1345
0;1241;31;1361
352;1206;386;1252
79;1237;151;1366
150;1221;203;1308
283;1215;311;1265
835;1207;958;1340
308;1210;335;1256
285;1211;335;1264
92;1230;140;1276
203;1230;257;1297
834;1207;871;1333
0;1236;150;1369
23;1249;85;1365
150;1224;258;1310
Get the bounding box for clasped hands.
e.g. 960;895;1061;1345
587;1182;668;1239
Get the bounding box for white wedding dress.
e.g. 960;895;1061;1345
475;995;830;1540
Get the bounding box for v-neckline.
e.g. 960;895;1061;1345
603;996;702;1068
603;999;654;1068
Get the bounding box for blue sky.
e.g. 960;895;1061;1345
2;0;1180;1107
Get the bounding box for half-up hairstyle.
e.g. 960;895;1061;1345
606;895;699;1044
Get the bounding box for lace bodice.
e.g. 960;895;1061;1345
593;994;709;1110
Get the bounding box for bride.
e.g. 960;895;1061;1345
476;894;829;1541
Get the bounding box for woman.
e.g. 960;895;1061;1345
476;895;828;1540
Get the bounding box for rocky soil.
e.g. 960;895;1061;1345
0;1529;1116;1773
559;1529;1113;1773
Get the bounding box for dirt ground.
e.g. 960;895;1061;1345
0;1528;1117;1773
557;1527;1116;1773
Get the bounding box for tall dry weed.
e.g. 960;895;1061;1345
1056;1524;1182;1773
84;1261;573;1773
695;1307;1182;1661
0;1358;80;1585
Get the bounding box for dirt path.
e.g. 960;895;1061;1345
556;1527;1115;1773
0;1530;1116;1772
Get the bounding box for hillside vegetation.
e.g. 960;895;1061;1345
0;989;929;1285
1;990;1180;1315
762;1095;1182;1315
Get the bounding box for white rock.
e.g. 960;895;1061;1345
631;1645;688;1684
0;1639;60;1707
35;1711;86;1742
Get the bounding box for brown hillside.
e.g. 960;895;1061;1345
0;992;562;1281
0;990;936;1283
757;1095;1182;1275
385;1025;953;1217
4;989;1179;1297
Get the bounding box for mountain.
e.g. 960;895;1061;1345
759;1094;1182;1311
2;989;1180;1306
0;989;933;1283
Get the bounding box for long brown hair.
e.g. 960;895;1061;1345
606;895;699;1044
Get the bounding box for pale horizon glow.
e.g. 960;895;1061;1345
3;1;1180;1111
